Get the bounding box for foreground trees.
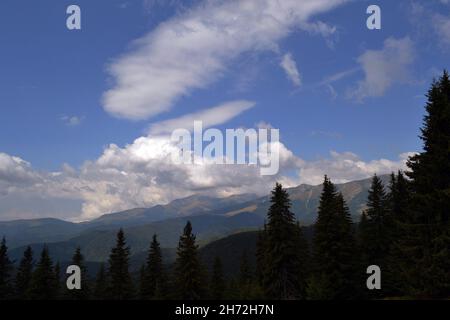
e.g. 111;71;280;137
108;229;134;300
401;71;450;298
0;238;13;299
27;247;58;300
309;177;358;300
140;234;167;299
14;246;33;299
257;183;309;299
173;221;206;300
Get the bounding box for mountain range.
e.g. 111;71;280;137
1;175;389;272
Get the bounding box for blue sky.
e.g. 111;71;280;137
0;0;449;221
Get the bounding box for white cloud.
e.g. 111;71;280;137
349;37;415;101
148;100;255;135
102;0;349;120
297;151;415;185
61;115;83;126
280;53;302;87
433;13;450;45
0;144;413;221
0;153;41;187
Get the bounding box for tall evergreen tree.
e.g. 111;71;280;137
174;221;206;300
108;229;134;300
210;256;226;300
310;177;358;300
67;247;90;299
27;247;58;300
93;263;108;300
15;246;33;299
0;237;13;299
294;222;310;298
141;234;167;300
54;261;61;300
385;171;412;296
402;70;450;298
260;183;307;299
359;175;392;271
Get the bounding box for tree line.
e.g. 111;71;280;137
0;71;449;300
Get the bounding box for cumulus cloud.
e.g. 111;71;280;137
0;153;41;187
297;151;415;185
102;0;349;120
349;37;415;101
0;142;414;221
148;100;255;135
280;53;302;86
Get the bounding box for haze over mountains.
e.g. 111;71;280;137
1;175;389;270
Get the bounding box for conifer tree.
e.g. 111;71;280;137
210;256;225;300
310;177;358;300
385;171;412;296
67;247;89;300
0;237;13;300
93;263;108;300
261;183;307;299
15;246;33;299
108;229;134;300
359;175;392;271
402;70;450;298
27;247;58;300
54;261;61;300
295;222;310;298
141;234;167;300
174;221;206;300
359;175;395;298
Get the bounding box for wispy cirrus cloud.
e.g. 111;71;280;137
280;53;302;87
102;0;350;120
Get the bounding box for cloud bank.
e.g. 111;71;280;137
0;141;413;222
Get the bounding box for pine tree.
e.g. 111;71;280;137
174;221;206;300
295;222;310;298
67;247;90;299
54;261;61;300
402;70;450;298
261;183;307;299
310;176;358;300
141;234;167;300
0;237;13;299
93;263;108;300
108;229;134;300
15;246;33;299
384;171;412;296
27;247;58;300
388;171;410;221
359;175;392;272
210;256;226;300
